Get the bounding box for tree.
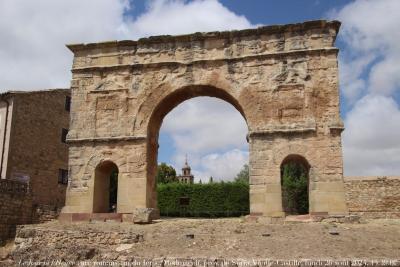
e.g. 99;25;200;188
156;163;177;184
209;176;214;183
281;162;308;214
234;164;249;184
199;179;202;184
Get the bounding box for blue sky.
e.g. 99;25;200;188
149;0;355;175
0;0;399;179
130;0;400;179
127;0;363;117
129;1;351;25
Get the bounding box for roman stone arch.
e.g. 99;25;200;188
61;20;349;220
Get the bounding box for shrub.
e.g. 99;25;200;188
281;162;308;214
157;181;249;217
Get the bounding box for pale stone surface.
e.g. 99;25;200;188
62;20;349;217
115;244;133;252
132;208;156;224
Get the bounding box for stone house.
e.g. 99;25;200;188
0;89;70;211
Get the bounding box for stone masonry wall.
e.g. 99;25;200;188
32;204;63;223
7;89;70;208
344;177;400;218
0;179;32;244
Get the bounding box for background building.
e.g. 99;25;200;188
177;157;194;184
0;89;70;210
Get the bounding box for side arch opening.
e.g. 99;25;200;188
280;154;310;215
93;160;119;213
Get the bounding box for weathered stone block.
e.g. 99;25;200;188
132;208;156;224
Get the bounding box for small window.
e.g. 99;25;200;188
58;169;68;185
65;96;71;112
61;128;68;143
179;197;190;206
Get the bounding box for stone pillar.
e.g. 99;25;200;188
249;132;348;218
307;134;348;215
61;139;148;215
249;135;285;217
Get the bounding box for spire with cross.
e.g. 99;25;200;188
177;153;194;184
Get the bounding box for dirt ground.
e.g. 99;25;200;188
4;217;399;260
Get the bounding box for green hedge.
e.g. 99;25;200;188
157;182;249;217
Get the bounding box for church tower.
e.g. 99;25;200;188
177;155;194;184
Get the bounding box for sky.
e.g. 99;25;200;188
0;0;399;181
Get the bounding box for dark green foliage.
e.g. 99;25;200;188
234;164;249;184
208;176;214;183
109;170;118;211
281;162;308;214
157;181;249;217
156;163;177;184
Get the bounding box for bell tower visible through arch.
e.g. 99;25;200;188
177;155;194;184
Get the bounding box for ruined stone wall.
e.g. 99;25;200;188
33;204;63;223
344;177;400;218
7;89;70;208
0;179;32;244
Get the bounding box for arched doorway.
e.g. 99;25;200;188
280;155;310;215
146;86;249;215
93;161;119;213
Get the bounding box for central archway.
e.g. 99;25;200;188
146;85;248;211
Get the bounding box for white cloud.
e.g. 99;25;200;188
333;0;400;99
130;0;253;37
369;56;400;96
0;0;132;91
0;0;254;91
331;0;400;176
343;95;400;176
162;97;248;154
338;54;374;102
335;0;400;53
179;149;248;183
197;149;249;182
134;1;253;180
1;0;253;179
128;0;253;181
161;97;248;181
